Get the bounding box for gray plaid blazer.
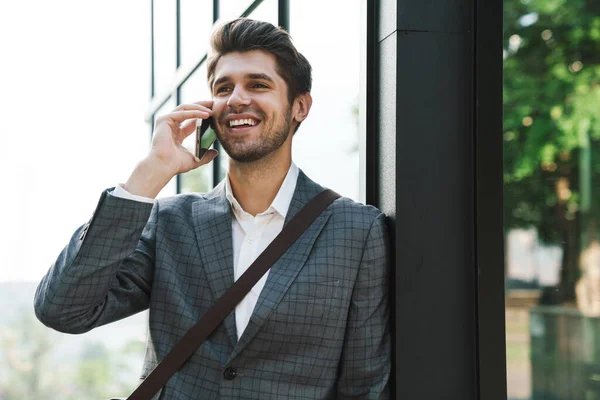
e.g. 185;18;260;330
34;170;391;399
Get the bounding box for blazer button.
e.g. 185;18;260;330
223;367;237;380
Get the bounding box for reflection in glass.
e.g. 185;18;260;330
154;97;178;199
180;64;213;193
504;1;600;398
289;0;361;200
153;1;176;95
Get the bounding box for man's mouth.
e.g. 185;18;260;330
226;117;261;133
229;118;258;127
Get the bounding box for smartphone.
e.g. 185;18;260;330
195;117;218;162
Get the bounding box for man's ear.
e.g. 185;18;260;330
293;92;313;124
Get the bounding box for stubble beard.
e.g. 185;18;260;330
216;106;292;163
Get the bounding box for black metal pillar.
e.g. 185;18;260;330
369;0;506;398
474;0;506;397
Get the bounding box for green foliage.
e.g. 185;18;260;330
504;0;600;243
181;164;212;194
0;311;144;400
0;311;57;400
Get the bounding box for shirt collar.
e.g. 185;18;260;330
224;162;299;218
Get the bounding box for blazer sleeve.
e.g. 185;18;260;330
336;212;392;399
34;188;158;334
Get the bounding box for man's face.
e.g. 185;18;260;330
211;50;293;163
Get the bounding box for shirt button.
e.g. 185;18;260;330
223;367;237;380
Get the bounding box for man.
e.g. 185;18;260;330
35;18;391;399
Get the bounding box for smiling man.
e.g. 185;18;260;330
34;18;391;399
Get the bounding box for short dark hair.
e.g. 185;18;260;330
207;18;312;106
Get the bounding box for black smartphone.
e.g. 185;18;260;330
195;117;218;162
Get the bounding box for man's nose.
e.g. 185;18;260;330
227;86;251;108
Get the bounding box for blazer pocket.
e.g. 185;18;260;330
286;279;341;302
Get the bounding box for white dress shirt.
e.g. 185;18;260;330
110;162;299;340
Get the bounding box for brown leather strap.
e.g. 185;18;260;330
127;189;340;400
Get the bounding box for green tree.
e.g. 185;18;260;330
504;0;600;301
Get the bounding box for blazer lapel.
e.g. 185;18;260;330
192;182;238;346
228;171;333;361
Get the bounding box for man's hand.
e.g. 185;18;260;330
124;101;218;198
151;101;217;175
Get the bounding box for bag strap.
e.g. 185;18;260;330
127;189;341;400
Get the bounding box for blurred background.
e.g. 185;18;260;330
0;0;362;398
504;0;600;399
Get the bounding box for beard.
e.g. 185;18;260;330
215;105;292;163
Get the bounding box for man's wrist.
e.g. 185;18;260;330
111;184;155;203
124;156;175;199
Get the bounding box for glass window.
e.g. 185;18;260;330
180;64;211;133
245;0;277;26
289;0;361;201
153;1;176;94
217;143;230;184
180;0;213;69
180;63;214;193
154;97;178;199
504;1;600;398
218;0;256;23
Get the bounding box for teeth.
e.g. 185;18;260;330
229;118;257;127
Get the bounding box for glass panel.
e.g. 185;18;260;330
504;1;600;399
218;0;255;23
289;0;361;201
154;97;178;199
180;63;214;193
218;144;231;183
181;64;211;137
180;0;213;69
153;0;176;94
245;0;277;25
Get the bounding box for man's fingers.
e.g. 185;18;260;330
194;149;218;165
153;102;214;142
173;103;213;114
159;109;210;123
192;100;214;108
179;118;203;139
184;148;218;167
180;118;197;135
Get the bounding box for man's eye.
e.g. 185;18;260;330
216;87;231;93
252;83;268;89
